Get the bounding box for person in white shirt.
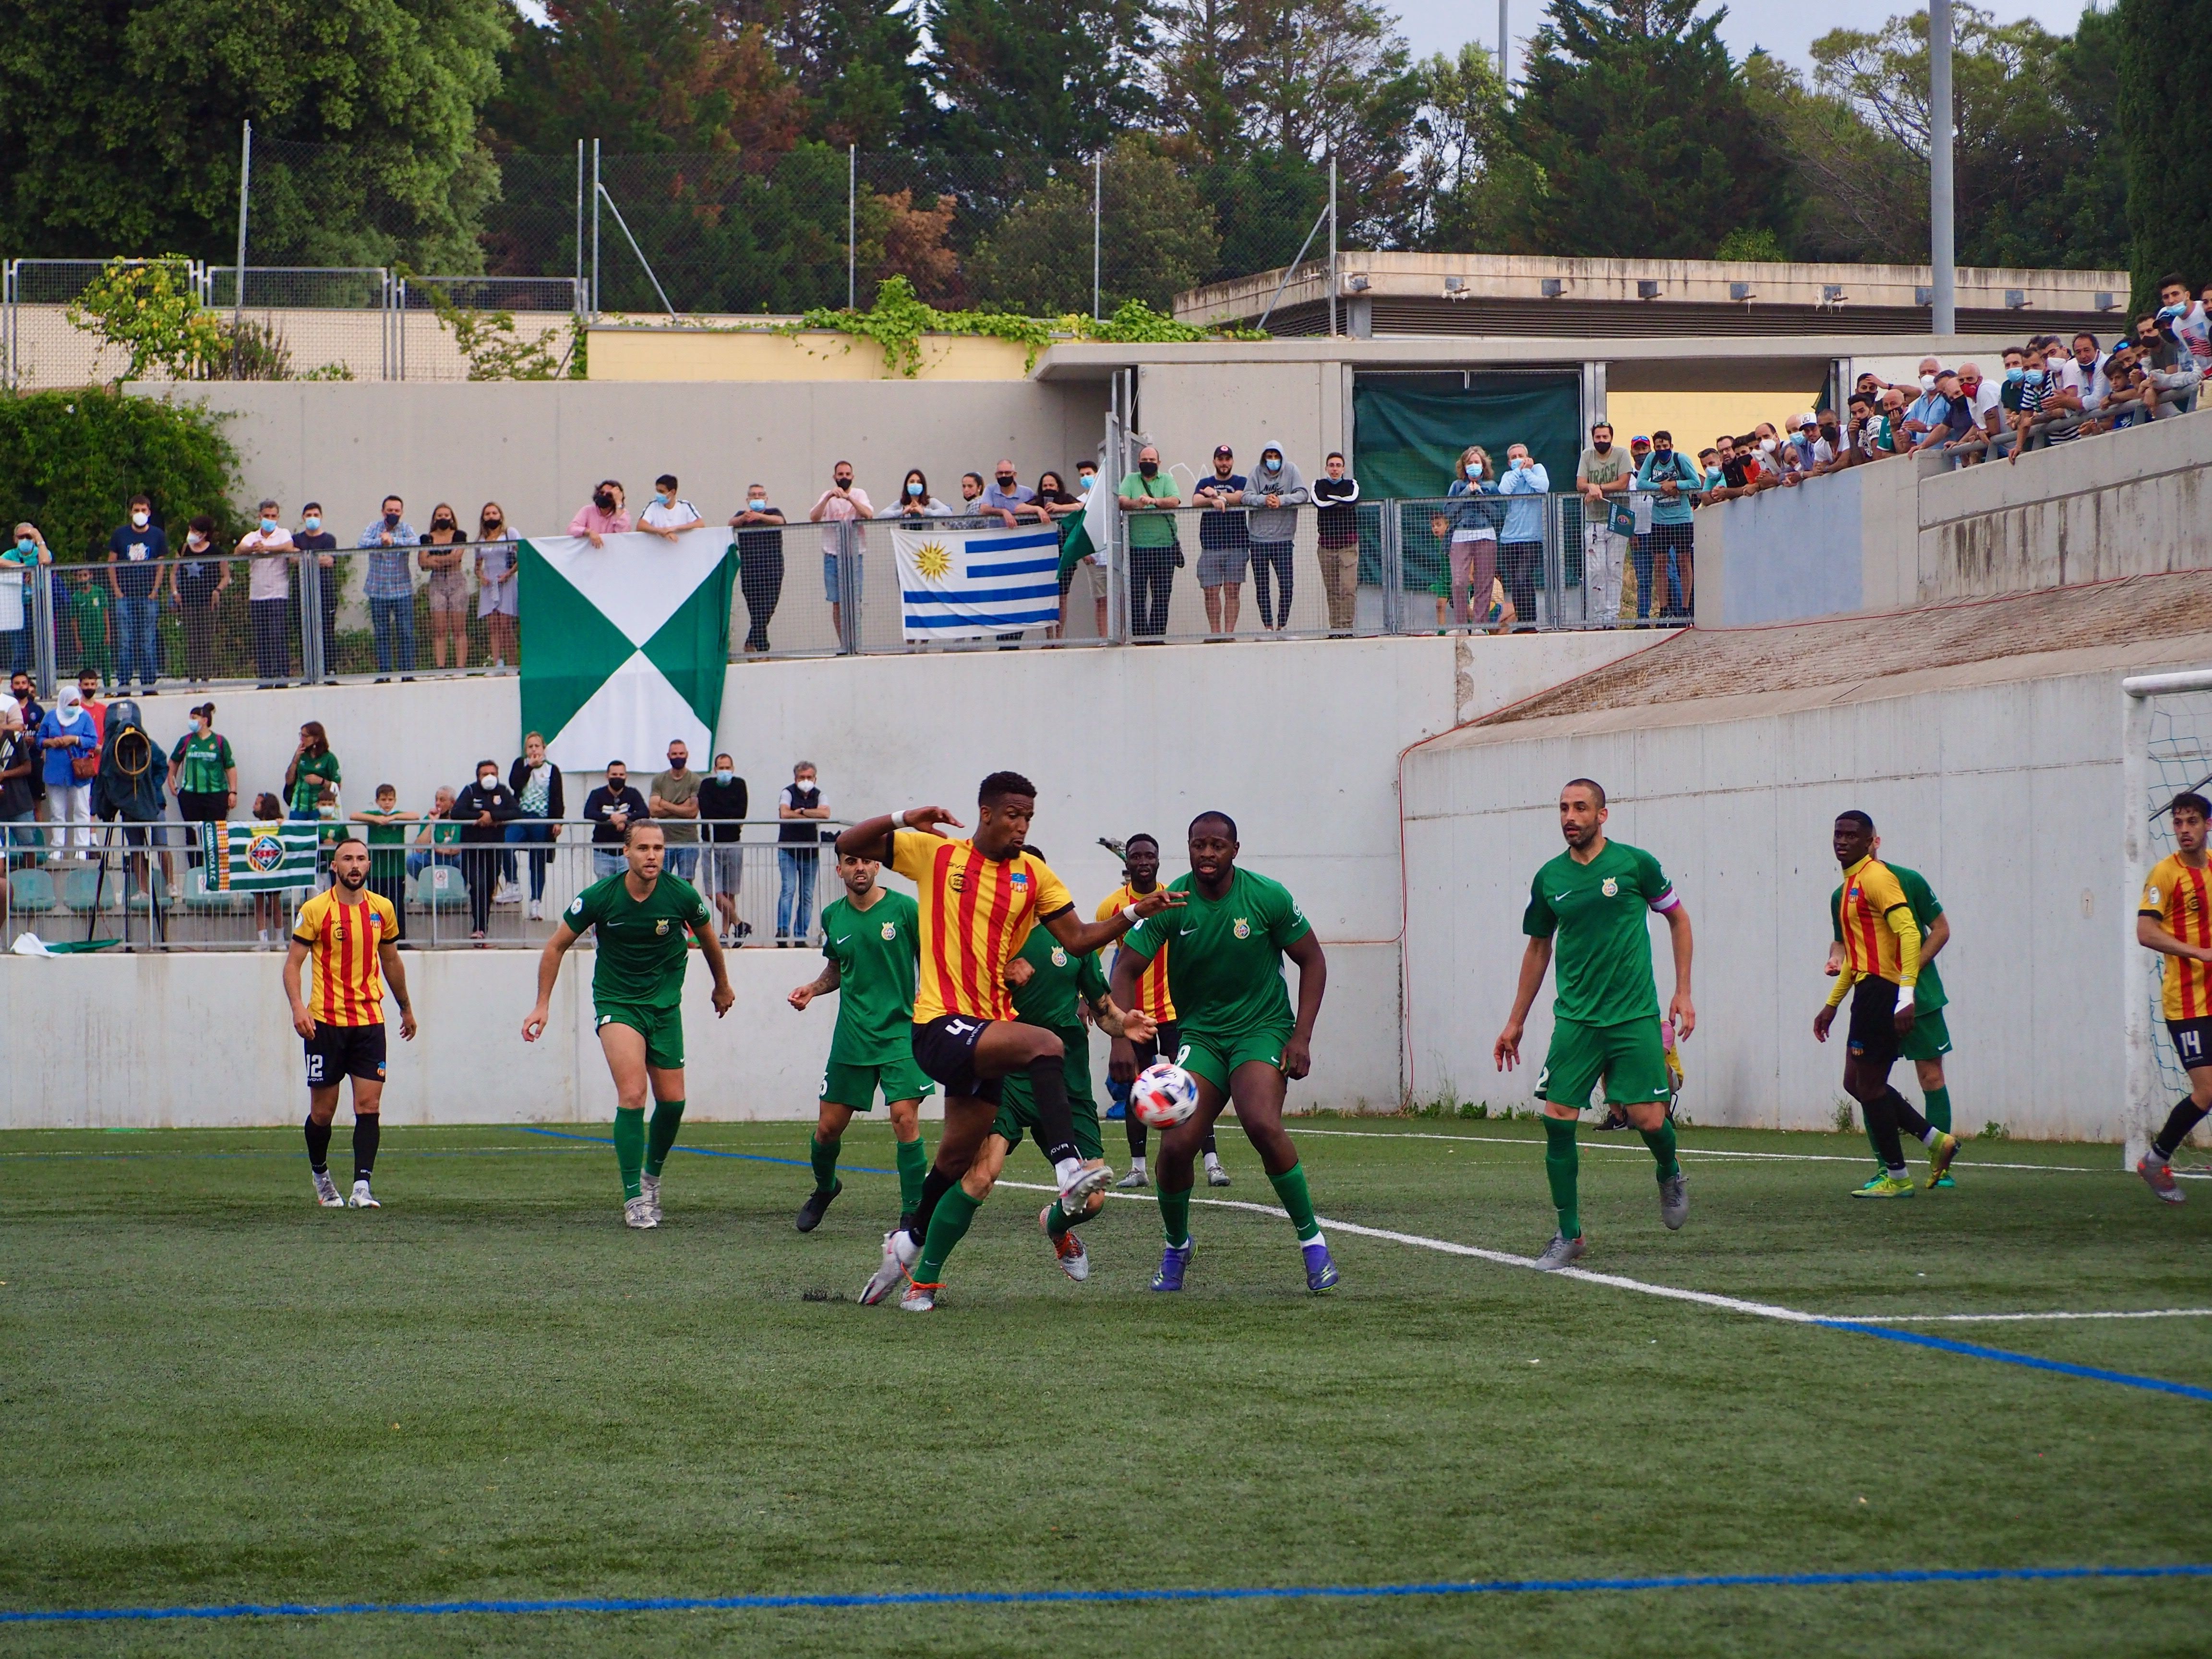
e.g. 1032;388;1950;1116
638;473;705;540
879;468;955;520
238;498;297;688
807;462;873;641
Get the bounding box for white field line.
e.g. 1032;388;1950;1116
1289;1127;2104;1175
995;1181;2200;1330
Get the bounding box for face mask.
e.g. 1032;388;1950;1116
1919;373;1936;391
995;474;1015;487
434;519;453;531
907;480;924;497
592;491;615;511
131;511;148;529
712;769;733;783
303;516;321;532
1653;446;1671;458
1138;460;1158;478
747;500;767;514
384;512;401;529
1592;441;1611;454
186;535;206;551
834;476;852;490
658;493;674;506
260;518;277;534
1759;438;1777;454
14;539;32;555
479;775;498;792
2023;369;2045;386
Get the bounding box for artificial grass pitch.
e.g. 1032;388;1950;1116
2;1117;2208;1658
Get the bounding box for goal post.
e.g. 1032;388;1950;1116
2124;669;2212;1168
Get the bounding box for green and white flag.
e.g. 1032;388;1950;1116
518;532;737;775
200;820;320;892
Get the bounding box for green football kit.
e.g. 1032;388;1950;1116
1832;863;1954;1139
993;926;1109;1160
1122;865;1325;1256
811;888;931;1212
564;871;711;1200
1521;837;1684;1242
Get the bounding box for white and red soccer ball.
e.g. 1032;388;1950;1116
1129;1062;1199;1129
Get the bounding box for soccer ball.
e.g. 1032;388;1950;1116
1129;1062;1199;1129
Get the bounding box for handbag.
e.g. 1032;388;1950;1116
71;747;98;781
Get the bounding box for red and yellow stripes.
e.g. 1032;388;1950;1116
894;833;1072;1024
2145;854;2212;1020
1097;883;1175;1021
1829;855;1921;1004
292;890;394;1026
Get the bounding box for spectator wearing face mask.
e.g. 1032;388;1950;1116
167;700;236;869
2136;311;2199;422
981;458;1040;529
1779;414;1821;482
1916;371;1976;453
36;685;98;859
239;497;296;688
4;527;51;679
106;494;167;694
2156;273;2212;384
0;697;35;886
882;468;954;521
358;494;418;682
451;760;520;943
582;761;648;880
1952;366;2001;459
1310;452;1362;634
1240;441;1309;634
1432;445;1500;633
571;480;631;547
1700;436;1750;504
1632;432;1699;621
1998;345;2050;465
1898;359;1947;447
293;502;339;684
475;503;518;671
809;463;872;643
1493;442;1548;628
639;473;704;542
1193;444;1250;637
776;759;828;945
2042;335;2110;446
730;486;787;653
505;730;564;921
698;752;750;946
418;503;470;672
1118;445;1181;640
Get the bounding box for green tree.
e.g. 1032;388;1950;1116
64;257;226;385
2116;0;2212;302
964;139;1219;314
745;0;935;149
1507;0;1788;259
0;0;507;267
926;0;1156;158
0;391;241;563
1397;43;1544;251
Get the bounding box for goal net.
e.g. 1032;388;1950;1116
2124;670;2212;1166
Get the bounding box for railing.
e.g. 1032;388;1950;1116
0;818;852;952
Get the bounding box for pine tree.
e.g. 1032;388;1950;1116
1508;0;1786;259
2116;0;2212;304
925;0;1155;158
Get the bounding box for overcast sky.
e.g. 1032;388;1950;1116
1391;0;2100;76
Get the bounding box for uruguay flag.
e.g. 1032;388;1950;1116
891;522;1063;641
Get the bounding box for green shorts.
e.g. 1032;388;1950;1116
1177;1025;1292;1095
1898;1006;1953;1064
992;1088;1104;1160
1537;1017;1669;1110
595;1002;685;1070
821;1056;935;1110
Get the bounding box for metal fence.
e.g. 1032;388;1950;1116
0;820;849;953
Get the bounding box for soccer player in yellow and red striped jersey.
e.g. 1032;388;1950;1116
1814;810;1959;1197
2136;791;2212;1202
284;838;414;1210
1098;833;1228;1189
846;770;1178;1312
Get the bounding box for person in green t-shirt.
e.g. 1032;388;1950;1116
70;569;111;685
350;783;418;942
1114;811;1335;1295
787;848;933;1232
284;722;340;819
1830;842;1957;1184
1116;445;1182;639
1495;778;1697;1271
523;820;733;1230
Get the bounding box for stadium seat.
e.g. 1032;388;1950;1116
58;866;120;913
181;868;245;913
6;868;57;912
412;865;469;911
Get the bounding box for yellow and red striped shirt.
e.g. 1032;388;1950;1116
2143;853;2212;1020
290;888;398;1027
1827;854;1921;1007
1097;882;1174;1021
890;830;1074;1024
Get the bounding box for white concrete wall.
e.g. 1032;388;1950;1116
5;630;1649;1129
139;379;1110;553
1400;650;2210;1141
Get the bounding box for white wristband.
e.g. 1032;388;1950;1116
1896;985;1915;1009
1121;903;1141;926
886;808;910;829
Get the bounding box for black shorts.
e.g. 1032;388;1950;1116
912;1015;1001;1104
1845;977;1902;1070
1130;1018;1180;1070
2169;1017;2212;1073
305;1022;387;1088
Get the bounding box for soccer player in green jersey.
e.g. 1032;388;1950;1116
1494;778;1695;1270
1828;836;1959;1187
788;847;933;1232
522;820;734;1228
1111;811;1336;1294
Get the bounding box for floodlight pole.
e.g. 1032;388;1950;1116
232;120;252;374
1093;153;1103;321
575;140;585;300
1929;0;1955;337
1328;156;1338;337
848;144;857;310
591;139;601;314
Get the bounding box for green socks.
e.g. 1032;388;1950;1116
895;1135;929;1213
1158;1183;1193;1249
1923;1085;1952;1134
1267;1161;1322;1243
1640;1116;1680;1182
810;1132;842;1196
1543;1114;1581;1240
613;1106;646;1200
915;1184;982;1282
644;1099;685;1177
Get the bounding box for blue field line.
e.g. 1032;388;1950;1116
517;1125;893;1176
5;1562;2208;1625
1821;1321;2212;1401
